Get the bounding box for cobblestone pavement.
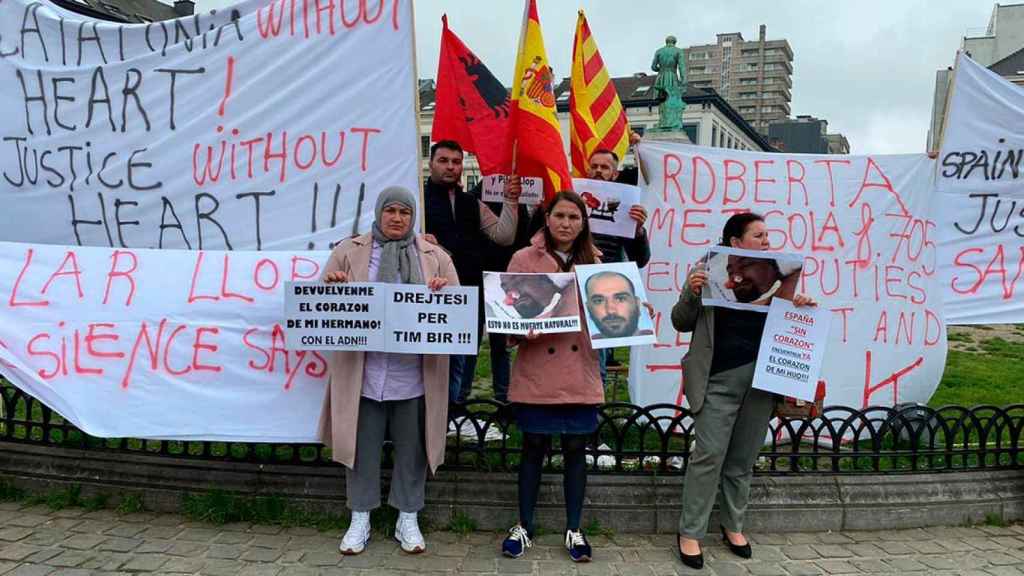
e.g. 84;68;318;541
0;502;1023;575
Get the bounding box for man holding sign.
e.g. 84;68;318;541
423;140;522;406
318;187;459;556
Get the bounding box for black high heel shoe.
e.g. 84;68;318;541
676;533;704;570
721;527;752;559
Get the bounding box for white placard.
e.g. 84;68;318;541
0;0;419;250
575;262;656;349
482;175;544;206
284;282;478;354
753;299;833;402
482;272;581;335
700;246;805;312
572;178;643;239
935;52;1024;324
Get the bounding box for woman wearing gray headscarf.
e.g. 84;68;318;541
317;186;459;556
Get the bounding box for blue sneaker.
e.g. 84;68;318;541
501;525;532;558
565;529;592;562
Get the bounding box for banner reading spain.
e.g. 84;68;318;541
505;0;573;202
569;10;630;178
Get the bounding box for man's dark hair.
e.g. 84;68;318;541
584;271;636;299
589;148;619;164
430;140;463;160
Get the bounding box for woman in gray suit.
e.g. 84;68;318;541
672;213;816;570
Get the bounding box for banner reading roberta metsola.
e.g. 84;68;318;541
936;52;1024;325
630;141;947;421
0;0;419;250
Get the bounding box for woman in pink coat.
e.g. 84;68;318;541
500;191;603;563
317;186;459;556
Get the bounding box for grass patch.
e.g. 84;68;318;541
0;480;24;502
946;332;973;343
932;338;1024;407
117;494;145;514
583;518;614;538
181;490;347;532
983;513;1006;527
446;511;477;536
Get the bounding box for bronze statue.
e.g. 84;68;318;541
651;35;686;132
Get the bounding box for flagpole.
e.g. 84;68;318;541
410;0;425;232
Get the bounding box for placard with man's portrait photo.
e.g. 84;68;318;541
483;272;582;335
701;247;804;312
574;262;657;349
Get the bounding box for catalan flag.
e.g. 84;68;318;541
506;0;572;201
569;10;630;178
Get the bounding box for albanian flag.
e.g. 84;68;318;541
431;15;511;176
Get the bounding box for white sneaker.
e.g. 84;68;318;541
339;511;371;555
394;511;426;553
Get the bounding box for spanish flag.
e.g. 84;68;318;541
506;0;572;201
569;10;630;178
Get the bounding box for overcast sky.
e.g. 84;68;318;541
199;0;996;154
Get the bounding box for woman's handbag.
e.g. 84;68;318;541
773;380;826;420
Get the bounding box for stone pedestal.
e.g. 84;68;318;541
645;129;692;144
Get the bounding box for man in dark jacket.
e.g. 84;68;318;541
585;148;650;381
423;140;521;406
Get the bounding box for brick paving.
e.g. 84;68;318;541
0;502;1022;574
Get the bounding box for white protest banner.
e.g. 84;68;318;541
572;178;643;239
0;241;329;441
935;52;1024;324
575;262;656;349
483;272;581;335
631;142;947;421
284;282;478;354
700;246;804;312
753;299;833;402
482;175;543;206
0;0;419;250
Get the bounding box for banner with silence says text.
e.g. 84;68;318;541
0;0;419;250
0;241;332;442
936;52;1024;325
631;142;947;434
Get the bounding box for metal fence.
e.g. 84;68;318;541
2;384;1021;475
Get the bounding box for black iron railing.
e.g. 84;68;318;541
2;384;1021;475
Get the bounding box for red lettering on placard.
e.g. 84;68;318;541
120;319;168;389
753;159;776;205
9;248;48;308
813;159;850;208
85;323;124;359
850;156;908;216
691;155;715;205
924;309;942;346
188;252;218;303
290;256;321;280
681;209;711;246
662;153;684;204
722;159;747;205
103;250;138;306
648;207;675;249
862;350;923;407
220;254;255;303
73;329;102;375
831;307;853;343
873;310;888;343
951;244;1024;299
192;327;222;372
785;160;808;206
253;258;281;291
41;251;84;299
163;325;192;376
27;333;59;379
352;127;381;172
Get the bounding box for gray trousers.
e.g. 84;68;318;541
678;362;774;539
346;396;427;513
